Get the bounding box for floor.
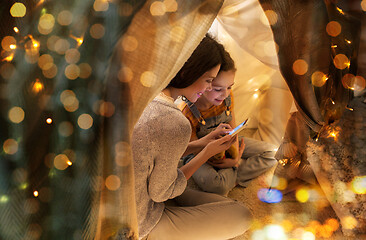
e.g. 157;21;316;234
228;165;362;240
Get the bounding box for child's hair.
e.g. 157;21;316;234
168;34;226;89
220;49;236;72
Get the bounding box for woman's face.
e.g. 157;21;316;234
182;64;220;103
202;70;235;106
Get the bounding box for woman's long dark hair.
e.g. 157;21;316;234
168;34;227;88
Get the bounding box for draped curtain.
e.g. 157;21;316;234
0;0;223;239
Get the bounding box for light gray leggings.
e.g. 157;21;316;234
146;188;252;240
191;137;278;195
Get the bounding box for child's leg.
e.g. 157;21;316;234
147;189;252;240
237;137;278;187
191;163;237;195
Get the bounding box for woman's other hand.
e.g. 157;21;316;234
204;134;236;157
207;138;245;168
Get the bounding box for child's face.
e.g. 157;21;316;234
202;70;235;106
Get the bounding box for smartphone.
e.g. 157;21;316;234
228;119;249;136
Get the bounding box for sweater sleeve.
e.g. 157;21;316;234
146;107;190;203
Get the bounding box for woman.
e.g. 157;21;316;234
132;34;252;240
180;48;278;196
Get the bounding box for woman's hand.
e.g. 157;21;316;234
204;134;236;158
207;138;245;168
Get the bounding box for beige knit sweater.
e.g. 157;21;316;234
132;95;191;238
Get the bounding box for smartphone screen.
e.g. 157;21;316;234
228;119;249;136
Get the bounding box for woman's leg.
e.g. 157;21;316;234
147;189;252;240
191;163;237;195
237;137;278;187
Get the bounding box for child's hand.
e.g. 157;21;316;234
202;123;232;142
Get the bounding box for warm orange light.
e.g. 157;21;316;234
2;53;14;62
67;160;73;166
33;191;39;197
32;79;44;93
46;118;52;124
9;44;16;49
345;39;351;44
337;7;344;15
13;27;19;33
70;35;84;47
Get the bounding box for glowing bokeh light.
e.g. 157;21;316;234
119;3;133;16
352;76;366;91
164;0;178;12
65;48;80;64
38;14;55;35
118;66;133;82
295;188;309;203
0;195;9;204
263;10;278;25
31;79;44;93
94;0;109;11
333;54;350;70
42;64;58;78
8;106;25;123
60;90;79;112
46;118;52;124
54;154;70;170
105;175;121;191
99;101;115;117
150;1;166;16
10;3;26;17
170;26;186;43
54;38;70;54
264;224;286;240
325;218;339;232
57;10;73;26
292;59;308;75
350;176;366;194
13;27;19;33
326;21;341;37
3;139;19;155
90;23;105;39
33;191;39;197
311;71;328;87
77;114;93;130
78;63;92;79
38;54;54;70
257;188;283;203
2;53;14;62
65;64;80;80
342;216;358;230
362;0;366;11
302;231;315;240
1;36;17;51
121;35;138;52
140;71;157;87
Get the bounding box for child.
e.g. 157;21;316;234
179;47;278;196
